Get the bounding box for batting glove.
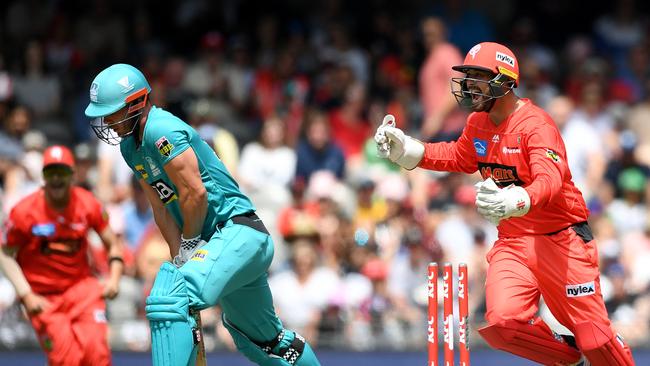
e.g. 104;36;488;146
374;114;425;170
173;235;208;267
475;178;531;222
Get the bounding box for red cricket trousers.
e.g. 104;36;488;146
29;277;111;366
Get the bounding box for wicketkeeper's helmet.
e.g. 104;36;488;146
450;42;519;111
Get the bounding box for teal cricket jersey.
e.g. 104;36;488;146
120;106;255;240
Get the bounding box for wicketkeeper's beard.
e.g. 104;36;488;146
470;95;495;112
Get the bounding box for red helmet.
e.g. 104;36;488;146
452;42;519;86
43;145;75;169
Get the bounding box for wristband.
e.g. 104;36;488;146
109;256;124;265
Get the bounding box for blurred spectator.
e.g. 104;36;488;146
433;0;495;54
269;238;340;345
74;0;127;64
188;98;240;177
418;16;466;141
517;55;558;110
120;176;153;251
12;41;61;126
277;177;320;241
295;108;346;181
434;184;496;266
549;95;606;200
627;74;650;164
606;167;648;235
373;173;411;262
328;82;371;162
72;142;97;190
352;178;388;232
183;31;228;98
252;48;310;144
509;17;557;79
239;116;295;196
319;22;369;85
96;142;133;204
593;0;644;77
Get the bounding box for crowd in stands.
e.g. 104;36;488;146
1;0;650;352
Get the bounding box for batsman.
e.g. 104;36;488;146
375;42;635;365
85;64;321;366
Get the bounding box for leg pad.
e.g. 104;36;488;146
574;322;635;366
146;262;198;366
478;318;581;365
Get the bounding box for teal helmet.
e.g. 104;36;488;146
85;64;151;145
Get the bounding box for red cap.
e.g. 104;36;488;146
43;145;75;169
453;42;519;86
361;258;389;281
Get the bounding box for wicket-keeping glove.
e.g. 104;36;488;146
173;235;208;267
475;177;531;223
374;114;425;170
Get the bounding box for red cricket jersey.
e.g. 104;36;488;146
3;187;109;294
420;99;589;236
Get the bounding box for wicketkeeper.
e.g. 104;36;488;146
375;42;635;366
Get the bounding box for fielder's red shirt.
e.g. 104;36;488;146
3;187;109;294
420;99;589;236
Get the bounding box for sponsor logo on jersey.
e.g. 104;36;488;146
191;249;209;262
492;134;500;143
566;281;595;297
478;162;525;187
41;238;82;255
473;138;487;157
502;146;521;154
31;223;56;236
145;156;161;176
496;52;515;67
546;149;561;163
135;164;148;179
155;136;174;157
150;179;178;204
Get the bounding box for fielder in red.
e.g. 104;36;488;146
0;145;123;366
375;42;635;365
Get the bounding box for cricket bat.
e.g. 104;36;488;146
190;309;207;366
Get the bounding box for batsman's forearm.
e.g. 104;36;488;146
0;249;32;298
153;208;181;256
179;188;208;239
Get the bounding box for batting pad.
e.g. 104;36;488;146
479;318;581;365
146;262;198;366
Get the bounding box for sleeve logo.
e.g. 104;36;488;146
155;136;174;157
546;149;561;163
473;138;487;157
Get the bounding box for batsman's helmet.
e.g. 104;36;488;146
85;64;151;145
450;42;519;111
